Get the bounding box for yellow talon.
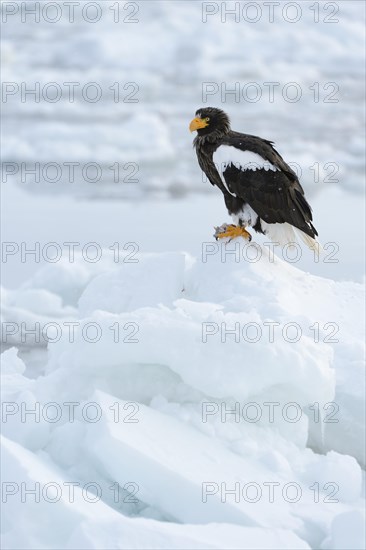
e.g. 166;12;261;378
214;224;252;242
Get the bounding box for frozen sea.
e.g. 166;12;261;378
1;1;365;549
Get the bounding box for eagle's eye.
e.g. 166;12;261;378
205;117;210;122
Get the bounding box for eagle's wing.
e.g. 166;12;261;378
213;133;317;238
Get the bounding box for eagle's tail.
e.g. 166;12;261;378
264;222;322;254
295;229;323;254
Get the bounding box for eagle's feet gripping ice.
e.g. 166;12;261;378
214;223;252;242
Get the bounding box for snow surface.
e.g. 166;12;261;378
1;244;365;549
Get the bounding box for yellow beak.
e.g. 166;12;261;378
189;117;209;132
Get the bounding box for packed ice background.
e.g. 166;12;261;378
1;1;365;549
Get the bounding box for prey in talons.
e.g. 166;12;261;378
214;223;252;242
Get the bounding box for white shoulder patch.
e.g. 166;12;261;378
213;145;278;180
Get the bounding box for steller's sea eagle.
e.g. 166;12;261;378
189;107;319;250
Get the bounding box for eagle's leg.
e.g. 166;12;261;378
214;223;252;242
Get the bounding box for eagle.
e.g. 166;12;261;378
189;107;319;250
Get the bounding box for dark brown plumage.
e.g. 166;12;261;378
190;107;318;247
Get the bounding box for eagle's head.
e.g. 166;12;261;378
189;107;231;140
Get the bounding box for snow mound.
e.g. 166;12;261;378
1;243;365;549
3;435;311;550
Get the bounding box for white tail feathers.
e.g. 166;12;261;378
262;222;296;247
296;229;323;254
262;221;322;254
